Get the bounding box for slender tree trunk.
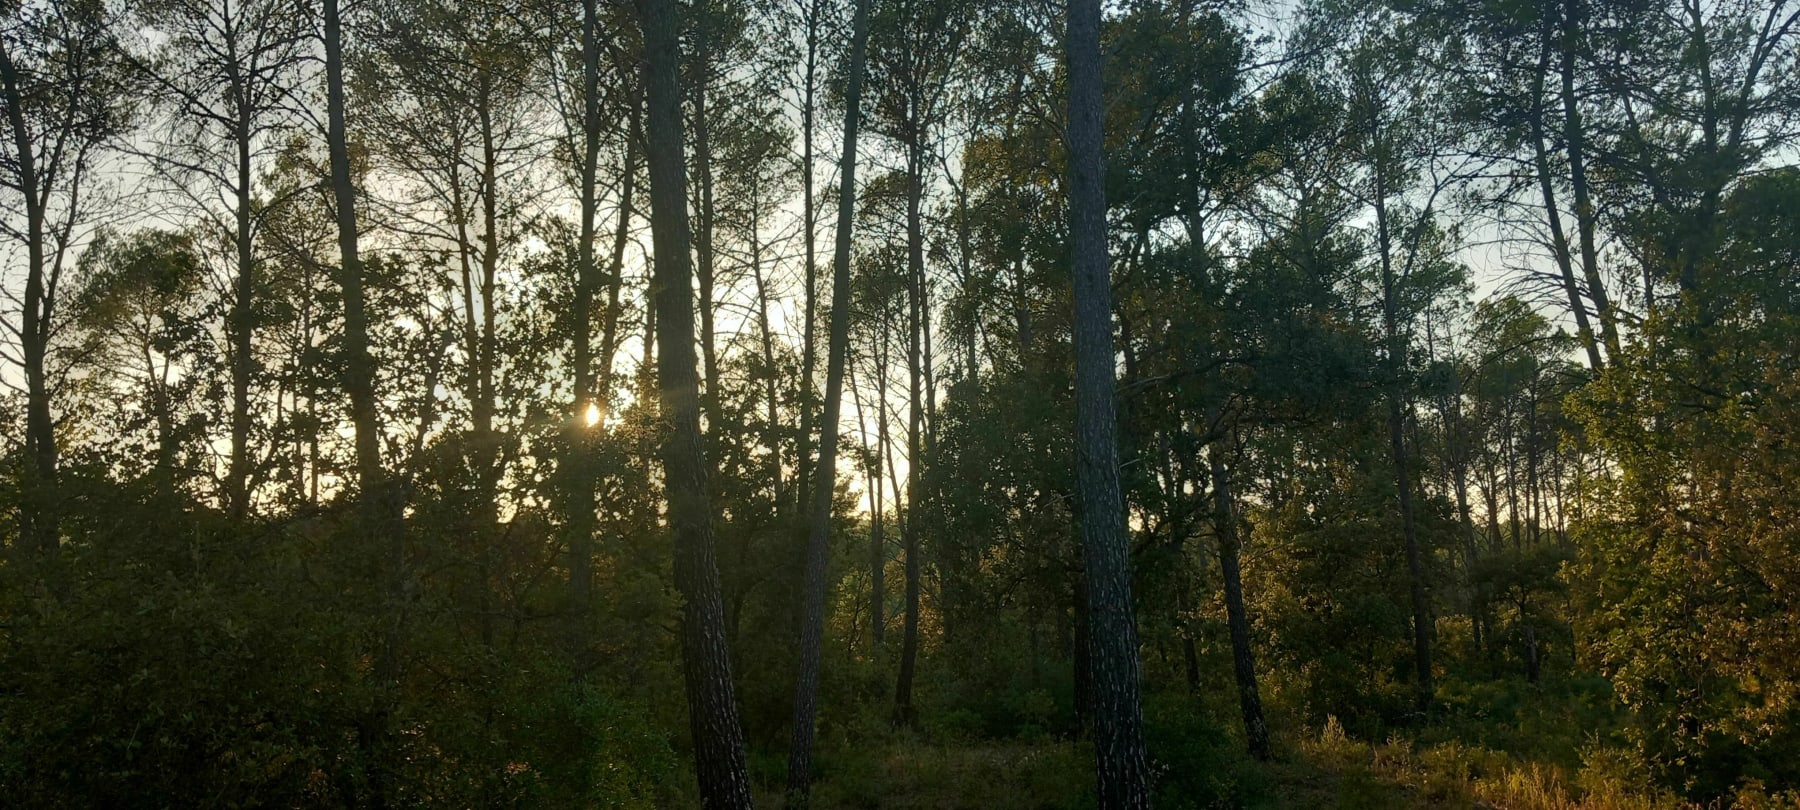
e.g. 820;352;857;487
850;362;886;648
637;270;658;471
1526;383;1541;545
146;345;177;499
786;1;871;797
795;0;821;519
1208;425;1271;761
1454;454;1482;651
690;24;721;434
1524;623;1540;683
1372;136;1433;713
1483;463;1503;554
565;0;612;671
869;467;886;644
893;133;925;729
1506;417;1522;550
1177;569;1200;695
229;98;257;519
1067;0;1152;802
639;0;753;803
598;106;639;418
872;346;893;647
474;93;502;650
749;206;787;508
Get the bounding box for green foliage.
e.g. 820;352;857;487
1144;693;1271;808
1567;170;1800;801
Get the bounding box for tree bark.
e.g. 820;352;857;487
325;0;403;803
228;93;256;519
1529;19;1603;373
795;0;822;519
1067;0;1153;803
786;0;871;798
1370;115;1433;712
1208;425;1271;761
638;0;754;804
893;124;925;730
0;38;60;559
325;0;384;527
690;14;721;435
566;0;611;672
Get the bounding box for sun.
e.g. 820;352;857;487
584;402;601;427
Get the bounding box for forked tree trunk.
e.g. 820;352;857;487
0;38;60;560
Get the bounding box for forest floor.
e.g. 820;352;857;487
758;731;1681;809
740;674;1726;809
727;673;1785;806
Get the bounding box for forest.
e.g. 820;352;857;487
1;0;1797;805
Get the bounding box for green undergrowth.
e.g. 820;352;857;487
741;678;1800;809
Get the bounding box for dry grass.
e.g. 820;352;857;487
1295;716;1800;810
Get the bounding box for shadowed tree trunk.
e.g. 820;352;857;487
638;0;754;804
794;0;822;522
1207;421;1272;761
1558;0;1620;363
786;0;871;801
564;0;624;672
324;0;404;803
1067;0;1152;803
894;125;925;731
1529;13;1604;373
228;101;256;519
0;37;61;561
1372;145;1434;713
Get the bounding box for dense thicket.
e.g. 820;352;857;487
2;0;1797;806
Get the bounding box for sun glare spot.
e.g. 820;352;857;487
584;402;601;427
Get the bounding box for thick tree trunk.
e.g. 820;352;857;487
786;1;871;798
325;1;403;804
1;39;60;559
638;0;754;804
1067;0;1152;803
325;0;381;518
